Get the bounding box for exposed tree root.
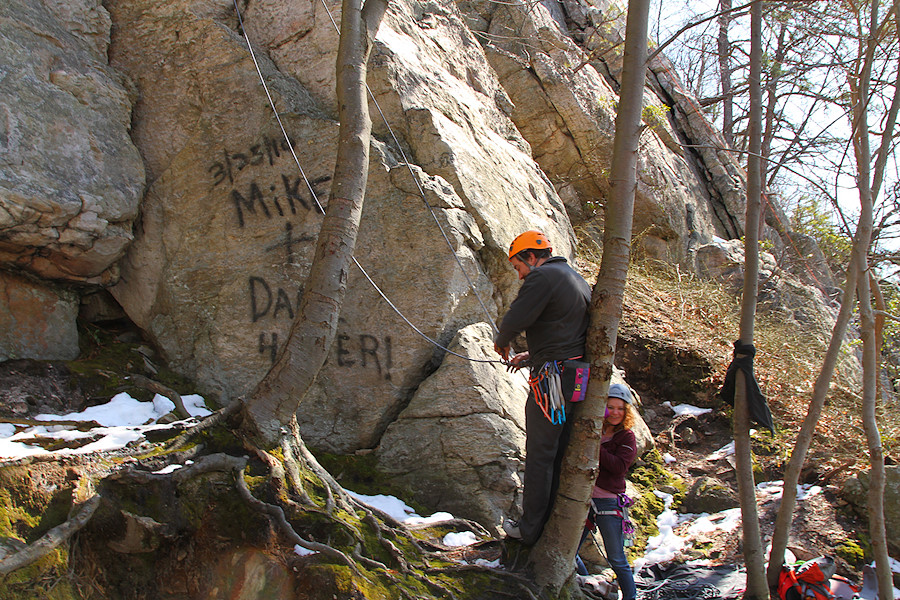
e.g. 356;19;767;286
112;452;248;484
246;443;294;505
427;564;540;600
351;546;389;571
280;434;314;505
0;494;100;576
362;511;410;570
13;406;535;600
167;398;242;451
0;417;103;430
287;427;353;514
408;518;492;538
410;568;461;600
233;465;365;577
231;427;537;599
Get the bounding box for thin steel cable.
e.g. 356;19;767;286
232;0;504;364
232;0;325;215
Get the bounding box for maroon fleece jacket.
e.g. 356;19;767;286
594;428;637;495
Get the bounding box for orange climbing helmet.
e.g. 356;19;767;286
508;230;552;260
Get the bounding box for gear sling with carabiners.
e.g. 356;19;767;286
529;358;591;423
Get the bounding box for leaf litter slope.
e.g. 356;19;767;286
576;253;898;573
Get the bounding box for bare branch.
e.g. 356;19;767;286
127;374;189;419
0;495;100;576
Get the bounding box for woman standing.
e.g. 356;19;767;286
578;383;638;600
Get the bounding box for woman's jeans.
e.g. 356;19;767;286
576;497;637;600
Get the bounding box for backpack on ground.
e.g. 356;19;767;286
777;556;859;600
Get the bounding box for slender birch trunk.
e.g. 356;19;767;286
768;0;900;593
527;0;651;595
243;0;388;446
851;2;896;595
765;263;858;587
736;3;768;599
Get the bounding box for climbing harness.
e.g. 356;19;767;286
231;0;505;365
527;359;590;423
618;493;636;548
589;493;636;548
582;494;637;597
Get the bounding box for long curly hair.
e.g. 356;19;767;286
604;399;636;433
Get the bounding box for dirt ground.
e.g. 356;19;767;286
643;394;866;570
602;261;892;586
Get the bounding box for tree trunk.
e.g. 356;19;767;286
769;0;900;593
851;2;896;596
527;0;651;595
717;0;733;147
243;0;388;446
736;3;768;599
765;263;858;587
853;150;889;600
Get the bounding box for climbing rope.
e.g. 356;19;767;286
231;0;505;365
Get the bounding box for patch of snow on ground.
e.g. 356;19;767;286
443;531;478;547
0;392;212;460
663;402;713;417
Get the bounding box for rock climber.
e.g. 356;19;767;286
493;229;592;545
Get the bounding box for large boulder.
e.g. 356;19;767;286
376;322;526;530
240;0;577;268
681;476;740;514
296;164;499;452
0;0;143;360
0;0;144;284
106;2;339;402
105;0;577;452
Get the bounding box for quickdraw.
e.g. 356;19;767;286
529;361;566;424
618;493;636;547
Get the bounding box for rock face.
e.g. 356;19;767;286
0;272;79;361
100;0;573;454
843;465;900;554
0;0;144;355
0;0;854;528
471;1;733;261
376;323;527;529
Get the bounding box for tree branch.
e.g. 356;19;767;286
127;374;189;419
0;495;100;576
